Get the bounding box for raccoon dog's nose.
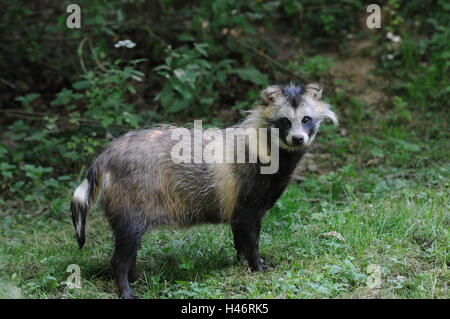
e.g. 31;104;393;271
292;135;304;145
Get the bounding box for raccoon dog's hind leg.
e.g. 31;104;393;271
107;208;149;299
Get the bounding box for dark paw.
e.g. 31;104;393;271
119;287;141;299
250;265;264;272
250;262;268;272
121;292;140;299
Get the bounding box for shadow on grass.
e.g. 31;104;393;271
77;244;238;287
81;260;114;282
138;246;238;284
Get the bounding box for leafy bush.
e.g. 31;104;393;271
154;43;234;114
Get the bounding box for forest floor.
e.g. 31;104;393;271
0;32;448;299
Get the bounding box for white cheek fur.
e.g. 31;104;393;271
286;133;293;145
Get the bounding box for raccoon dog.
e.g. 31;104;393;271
71;83;338;298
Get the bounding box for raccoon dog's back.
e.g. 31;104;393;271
92;128;235;227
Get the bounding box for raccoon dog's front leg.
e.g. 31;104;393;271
231;210;268;272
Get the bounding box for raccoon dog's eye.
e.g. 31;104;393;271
302;116;312;124
278;118;291;126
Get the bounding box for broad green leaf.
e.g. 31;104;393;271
168;99;190;113
72;81;91;90
232;67;268;86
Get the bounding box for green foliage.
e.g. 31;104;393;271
389;96;412;124
379;0;450;111
287;0;364;47
230;66;269;86
82;59;145;127
14;93;40;109
1;57;144;199
288;55;335;79
154;44;234;114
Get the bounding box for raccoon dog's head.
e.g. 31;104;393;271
256;83;338;151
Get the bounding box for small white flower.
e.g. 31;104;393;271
387;54;394;60
386;32;401;43
391;35;401;43
114;39;136;49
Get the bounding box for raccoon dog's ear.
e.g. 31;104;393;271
261;85;282;106
305;83;323;100
323;108;339;126
305;83;339;126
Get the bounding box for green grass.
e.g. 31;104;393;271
0;158;448;298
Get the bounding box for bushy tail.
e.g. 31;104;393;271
71;165;101;249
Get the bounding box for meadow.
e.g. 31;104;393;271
0;1;448;298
